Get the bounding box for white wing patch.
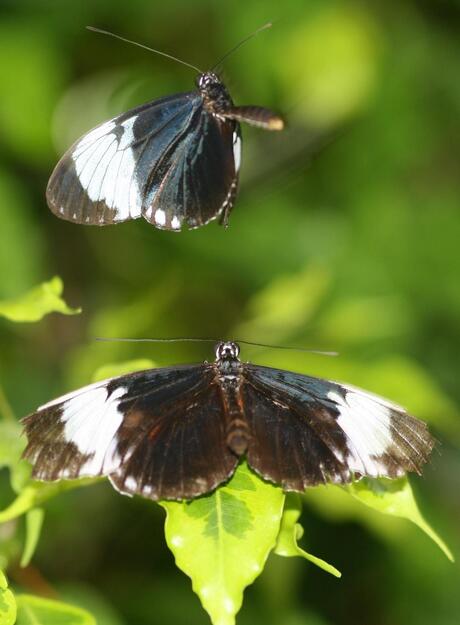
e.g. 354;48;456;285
233;132;241;173
58;385;127;475
154;208;166;226
171;216;181;230
72;117;142;220
328;387;404;477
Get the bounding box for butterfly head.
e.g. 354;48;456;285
197;72;232;112
215;341;240;362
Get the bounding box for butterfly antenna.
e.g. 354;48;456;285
211;22;273;72
94;336;338;356
95;337;216;344
234;339;338;356
86;26;203;74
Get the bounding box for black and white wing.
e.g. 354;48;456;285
22;365;238;500
142;108;239;230
242;364;434;491
46;93;240;230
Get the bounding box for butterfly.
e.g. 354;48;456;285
46;27;284;231
22;341;434;501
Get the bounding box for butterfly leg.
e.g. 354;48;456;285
218;179;238;228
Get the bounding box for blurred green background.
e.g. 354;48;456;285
1;0;459;624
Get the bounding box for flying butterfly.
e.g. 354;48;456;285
22;341;434;501
46;25;284;231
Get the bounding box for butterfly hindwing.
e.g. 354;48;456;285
22;364;238;500
143;111;239;230
243;364;434;485
241;373;350;491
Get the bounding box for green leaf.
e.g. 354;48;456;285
0;419;32;494
0;478;100;524
16;594;96;625
0;276;80;323
20;508;45;568
345;478;454;562
274;494;341;578
0;420;25;468
0;570;17;625
161;462;285;625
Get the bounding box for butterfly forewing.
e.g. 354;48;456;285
22;364;238;500
47;93;202;227
243;364;434;483
46;80;242;231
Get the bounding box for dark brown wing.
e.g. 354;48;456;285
242;364;434;491
22;364;238;501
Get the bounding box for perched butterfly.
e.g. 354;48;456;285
22;341;434;501
46;26;284;231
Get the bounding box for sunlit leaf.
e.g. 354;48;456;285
162;463;285;625
345;478;453;562
0;276;80;323
274;494;341;578
16;594;96;625
20;508;45;567
0;570;16;625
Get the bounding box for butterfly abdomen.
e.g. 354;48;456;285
214;353;251;455
218;382;251;455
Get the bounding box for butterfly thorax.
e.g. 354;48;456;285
214;341;241;375
197;72;233;116
212;341;249;455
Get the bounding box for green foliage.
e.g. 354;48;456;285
162;463;285;625
15;594;95;625
0;1;459;623
274;494;341;578
345;478;453;562
0;277;80;323
0;571;16;625
20;508;45;568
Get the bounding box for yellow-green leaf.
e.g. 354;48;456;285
345;477;453;562
16;594;96;625
0;420;24;468
0;478;100;524
275;494;341;578
0;570;16;625
162;463;285;625
20;508;45;568
0;276;80;322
